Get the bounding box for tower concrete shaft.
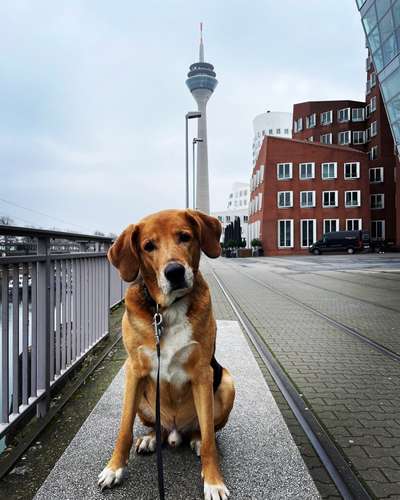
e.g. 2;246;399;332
186;24;217;214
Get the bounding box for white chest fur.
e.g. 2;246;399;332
144;299;197;386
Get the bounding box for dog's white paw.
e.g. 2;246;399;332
167;429;182;448
190;437;201;457
204;482;230;500
98;466;125;490
135;434;156;454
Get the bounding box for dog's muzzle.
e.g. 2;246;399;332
164;262;187;290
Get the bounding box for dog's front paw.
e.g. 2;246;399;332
204;482;230;500
98;466;126;490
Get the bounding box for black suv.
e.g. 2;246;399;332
309;230;370;255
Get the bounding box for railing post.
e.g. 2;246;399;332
36;236;50;418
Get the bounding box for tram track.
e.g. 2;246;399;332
223;260;400;363
211;268;372;500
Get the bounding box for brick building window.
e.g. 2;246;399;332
300;219;316;248
324;219;339;233
345;191;361;207
320;110;333;125
299;162;315;179
352;108;365;121
338;131;351;145
320;133;333;144
353;131;365;144
321;162;337;179
338;108;350;122
306;113;316;128
371;193;384;209
344;162;360;179
369;146;378;160
278;220;294;248
300;191;316;208
370;121;378;137
371;220;385;240
369;167;384;183
277;191;293;208
370;96;377;112
277;163;293;180
322;191;338;207
347;219;362;230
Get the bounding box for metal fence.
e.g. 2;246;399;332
0;226;125;441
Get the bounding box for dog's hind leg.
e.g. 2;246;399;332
135;429;167;454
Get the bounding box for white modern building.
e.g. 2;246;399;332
252;111;292;166
212;182;250;245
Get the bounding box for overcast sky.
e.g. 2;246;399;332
0;1;366;235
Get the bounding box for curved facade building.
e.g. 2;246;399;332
356;0;400;155
186;26;217;214
252;111;292;166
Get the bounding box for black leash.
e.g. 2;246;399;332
153;306;165;500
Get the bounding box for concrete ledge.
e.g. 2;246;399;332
34;320;320;499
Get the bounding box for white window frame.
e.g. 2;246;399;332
369;167;384;183
370;121;377;137
370;96;377;112
346;219;362;231
338;131;351;145
306;113;316;128
371;193;384;209
277;163;293;180
338;107;350;122
258;193;263;211
353;130;365;144
300;219;317;248
344;162;360;179
320;133;333;144
259;164;265;183
369;146;378;160
345;190;361;208
299;162;315;180
321;162;337;179
322;191;338;208
371;72;376;87
323;219;340;234
371;220;385;240
320;110;333;125
277;191;293;208
277;219;294;248
300;191;316;208
352;108;365;121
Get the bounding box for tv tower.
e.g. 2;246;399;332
186;23;218;214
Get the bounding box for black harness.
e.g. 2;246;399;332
144;282;222;500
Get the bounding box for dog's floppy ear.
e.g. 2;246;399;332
186;210;222;258
108;224;139;282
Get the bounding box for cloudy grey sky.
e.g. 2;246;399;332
0;1;366;234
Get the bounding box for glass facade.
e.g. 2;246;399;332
356;0;400;154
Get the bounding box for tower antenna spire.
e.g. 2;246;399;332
199;22;204;62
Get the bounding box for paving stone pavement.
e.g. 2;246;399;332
206;254;400;500
34;321;320;500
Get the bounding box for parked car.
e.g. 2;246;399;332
309;230;370;255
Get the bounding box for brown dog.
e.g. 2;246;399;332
98;209;235;499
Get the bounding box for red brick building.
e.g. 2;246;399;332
249;59;399;255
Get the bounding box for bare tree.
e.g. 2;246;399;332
0;215;14;225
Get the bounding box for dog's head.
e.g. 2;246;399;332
108;209;221;306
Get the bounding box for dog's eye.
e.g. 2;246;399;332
144;241;155;252
179;232;191;243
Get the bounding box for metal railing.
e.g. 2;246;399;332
0;226;125;441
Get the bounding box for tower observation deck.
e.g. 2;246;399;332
186;24;218;214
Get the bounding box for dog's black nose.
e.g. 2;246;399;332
164;262;186;288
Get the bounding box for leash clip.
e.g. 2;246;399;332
153;305;163;345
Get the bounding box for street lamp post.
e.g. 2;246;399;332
192;138;203;209
185;112;201;208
